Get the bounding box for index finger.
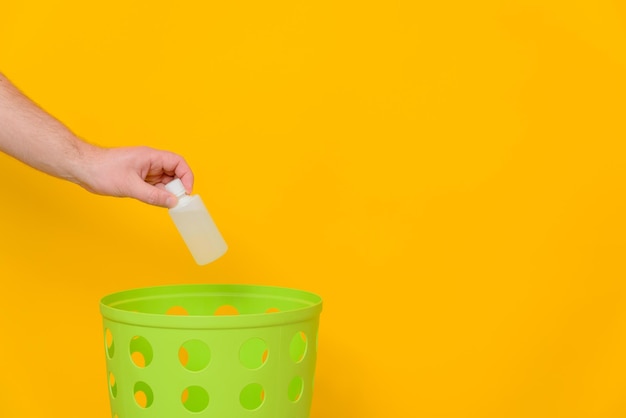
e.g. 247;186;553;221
160;150;194;193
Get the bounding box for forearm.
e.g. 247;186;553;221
0;72;96;182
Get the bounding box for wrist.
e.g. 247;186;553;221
64;139;103;190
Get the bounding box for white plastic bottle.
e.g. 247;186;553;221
165;179;228;265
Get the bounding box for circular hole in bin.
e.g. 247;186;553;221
182;386;209;412
134;381;154;408
109;372;117;398
288;376;304;402
290;331;308;363
240;338;269;369
240;383;265;410
179;340;211;371
166;306;189;315
105;329;115;358
214;305;239;316
130;336;153;368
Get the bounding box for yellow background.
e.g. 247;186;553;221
2;0;626;417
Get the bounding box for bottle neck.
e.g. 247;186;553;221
175;193;193;207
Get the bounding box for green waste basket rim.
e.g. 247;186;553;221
100;284;323;330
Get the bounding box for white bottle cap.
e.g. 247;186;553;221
165;178;186;197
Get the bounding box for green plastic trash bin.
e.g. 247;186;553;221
100;284;323;417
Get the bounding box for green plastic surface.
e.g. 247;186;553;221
100;284;322;418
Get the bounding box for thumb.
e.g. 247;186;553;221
130;179;178;208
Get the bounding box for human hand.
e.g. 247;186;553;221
74;145;194;208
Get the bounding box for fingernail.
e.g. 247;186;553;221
166;196;177;208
